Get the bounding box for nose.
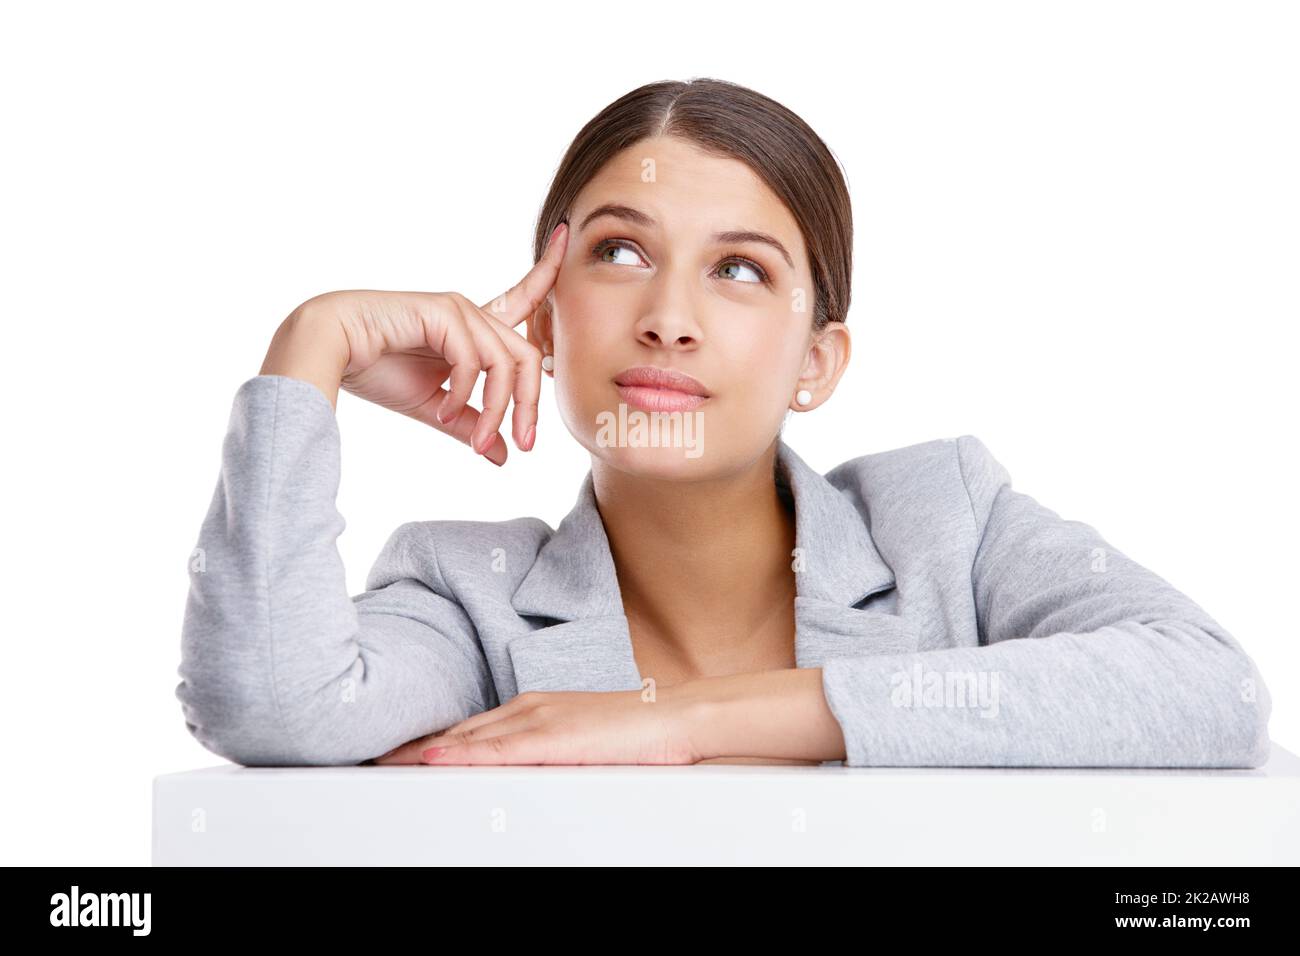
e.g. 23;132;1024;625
633;281;704;352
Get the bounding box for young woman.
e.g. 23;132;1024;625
176;78;1273;769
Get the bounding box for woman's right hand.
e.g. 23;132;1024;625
259;221;568;465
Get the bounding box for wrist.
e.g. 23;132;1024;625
660;676;730;762
663;669;847;764
260;302;350;409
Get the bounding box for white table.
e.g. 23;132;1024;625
153;744;1300;865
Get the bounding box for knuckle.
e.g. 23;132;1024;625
403;297;433;333
429;292;460;322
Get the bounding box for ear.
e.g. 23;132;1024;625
527;296;555;378
791;322;851;411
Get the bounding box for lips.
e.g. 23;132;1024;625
613;365;710;412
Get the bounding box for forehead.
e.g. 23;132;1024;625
571;135;807;263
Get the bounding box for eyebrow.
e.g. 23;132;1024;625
575;202;795;271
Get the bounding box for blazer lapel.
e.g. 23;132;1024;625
509;472;643;693
511;470;624;622
508;438;920;695
776;440;923;667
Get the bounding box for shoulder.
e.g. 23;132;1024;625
822;432;1011;489
364;514;555;595
824;434;1013;536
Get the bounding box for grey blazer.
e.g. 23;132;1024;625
176;374;1273;768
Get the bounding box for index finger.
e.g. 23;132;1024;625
479;221;568;326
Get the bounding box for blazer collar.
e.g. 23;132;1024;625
511;438;895;622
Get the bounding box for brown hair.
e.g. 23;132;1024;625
532;77;853;331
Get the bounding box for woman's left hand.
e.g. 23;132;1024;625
370;688;703;765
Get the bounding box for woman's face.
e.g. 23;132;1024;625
538;134;846;479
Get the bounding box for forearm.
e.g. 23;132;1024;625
668;667;847;763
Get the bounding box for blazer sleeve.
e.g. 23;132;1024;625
818;434;1273;768
175;374;495;767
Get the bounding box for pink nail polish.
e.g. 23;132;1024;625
422;747;446;761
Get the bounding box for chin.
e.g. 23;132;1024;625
592;442;715;480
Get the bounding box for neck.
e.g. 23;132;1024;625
590;441;797;664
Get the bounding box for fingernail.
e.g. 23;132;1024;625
481;436;506;465
523;424;536;451
549;221;565;244
422;747;446;761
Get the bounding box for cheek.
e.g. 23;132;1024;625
716;321;808;402
689;323;811;458
552;284;628;389
554;285;620;355
549;285;624;446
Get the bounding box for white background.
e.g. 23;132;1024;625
0;0;1294;865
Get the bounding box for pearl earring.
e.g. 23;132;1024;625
795;388;813;406
541;354;554;372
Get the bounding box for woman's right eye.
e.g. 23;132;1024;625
591;239;645;267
